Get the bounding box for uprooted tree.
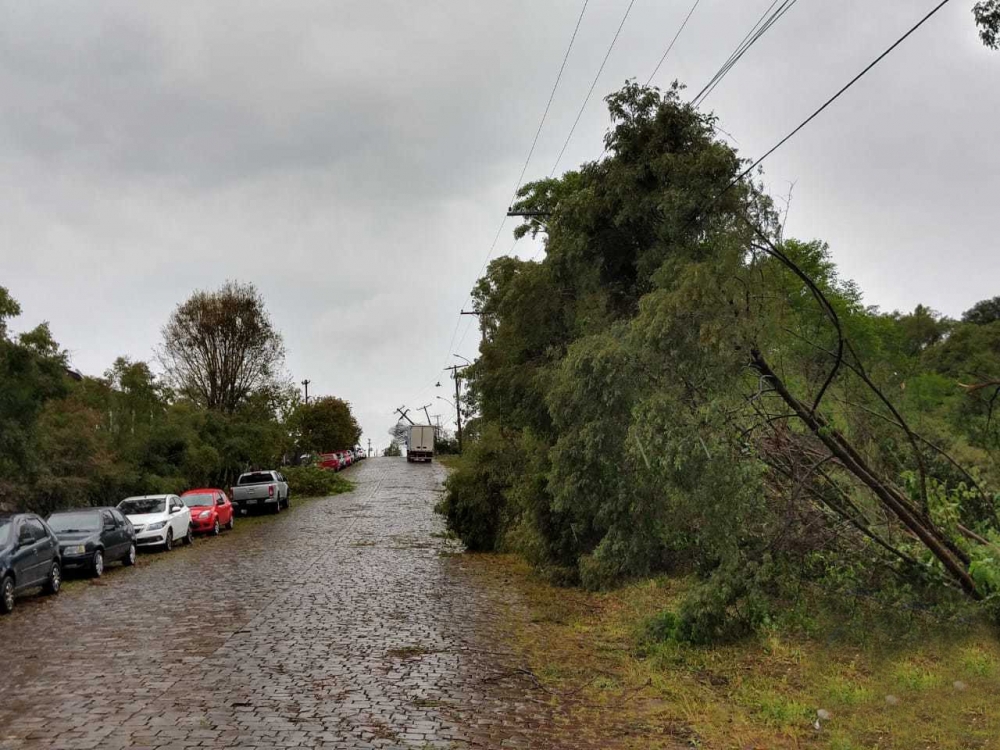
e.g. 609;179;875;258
441;82;1000;640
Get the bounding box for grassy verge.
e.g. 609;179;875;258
435;454;466;471
457;553;1000;749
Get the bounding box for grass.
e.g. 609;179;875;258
455;553;1000;749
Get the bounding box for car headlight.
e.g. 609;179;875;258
63;545;87;555
147;521;167;531
198;511;211;519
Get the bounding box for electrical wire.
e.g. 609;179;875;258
645;0;702;85
419;1;598;405
706;0;956;213
511;0;591;203
550;0;639;177
690;0;799;108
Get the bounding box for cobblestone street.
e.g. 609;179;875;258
0;459;577;750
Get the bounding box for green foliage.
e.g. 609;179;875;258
383;441;402;457
280;466;353;498
974;0;1000;49
445;82;1000;641
287;396;361;453
0;285;361;516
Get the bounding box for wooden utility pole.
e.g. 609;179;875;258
420;404;433;426
444;364;467;454
394;406;415;425
367;438;372;457
301;379;311;404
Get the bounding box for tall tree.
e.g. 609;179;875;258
159;281;286;414
289;396;361;453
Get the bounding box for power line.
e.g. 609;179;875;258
423;2;598;402
550;0;639;177
646;0;703;85
690;0;799;108
713;0;955;206
511;0;591;203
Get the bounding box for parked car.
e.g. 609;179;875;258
181;488;235;536
0;513;62;614
340;451;353;468
46;507;136;577
318;452;342;471
117;495;193;551
232;471;290;514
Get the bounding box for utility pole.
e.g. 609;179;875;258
420;404;433;426
394;406;415;425
444;364;467;454
367;438;372;458
301;379;311;404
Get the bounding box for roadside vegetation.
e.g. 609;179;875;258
0;281;360;514
460;553;1000;749
440;83;1000;649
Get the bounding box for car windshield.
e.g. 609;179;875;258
238;473;273;485
47;511;101;533
0;517;12;546
119;498;166;515
182;493;215;507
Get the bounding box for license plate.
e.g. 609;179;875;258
245;499;257;505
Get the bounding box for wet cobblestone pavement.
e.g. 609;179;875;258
0;458;588;750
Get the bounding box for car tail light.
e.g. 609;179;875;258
268;484;274;497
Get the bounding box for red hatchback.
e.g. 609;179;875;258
181;489;235;536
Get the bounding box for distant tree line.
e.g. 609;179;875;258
441;82;1000;642
0;281;360;514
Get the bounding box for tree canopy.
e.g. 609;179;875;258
441;83;1000;640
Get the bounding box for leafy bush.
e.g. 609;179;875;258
282;466;353;498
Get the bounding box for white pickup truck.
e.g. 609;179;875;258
231;471;289;515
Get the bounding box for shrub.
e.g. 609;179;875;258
282;466;353;498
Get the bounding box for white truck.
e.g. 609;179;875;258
231;470;289;514
407;425;435;463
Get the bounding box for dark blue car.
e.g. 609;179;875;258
46;508;137;577
0;513;62;614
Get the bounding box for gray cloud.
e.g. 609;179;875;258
1;0;996;444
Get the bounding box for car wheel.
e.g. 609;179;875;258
284;493;291;510
184;525;194;545
212;519;220;536
226;514;235;530
91;550;104;578
164;529;173;552
43;562;61;595
0;575;14;614
272;500;281;515
124;543;137;566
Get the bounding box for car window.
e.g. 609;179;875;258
111;509;128;527
217;493;227;505
25;518;47;542
48;511;102;533
101;510;116;529
182;492;215;508
238;472;274;484
119;498;166;515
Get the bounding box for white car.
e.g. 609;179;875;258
117;495;193;551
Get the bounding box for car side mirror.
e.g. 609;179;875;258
171;507;182;514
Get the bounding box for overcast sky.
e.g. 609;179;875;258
1;0;996;447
